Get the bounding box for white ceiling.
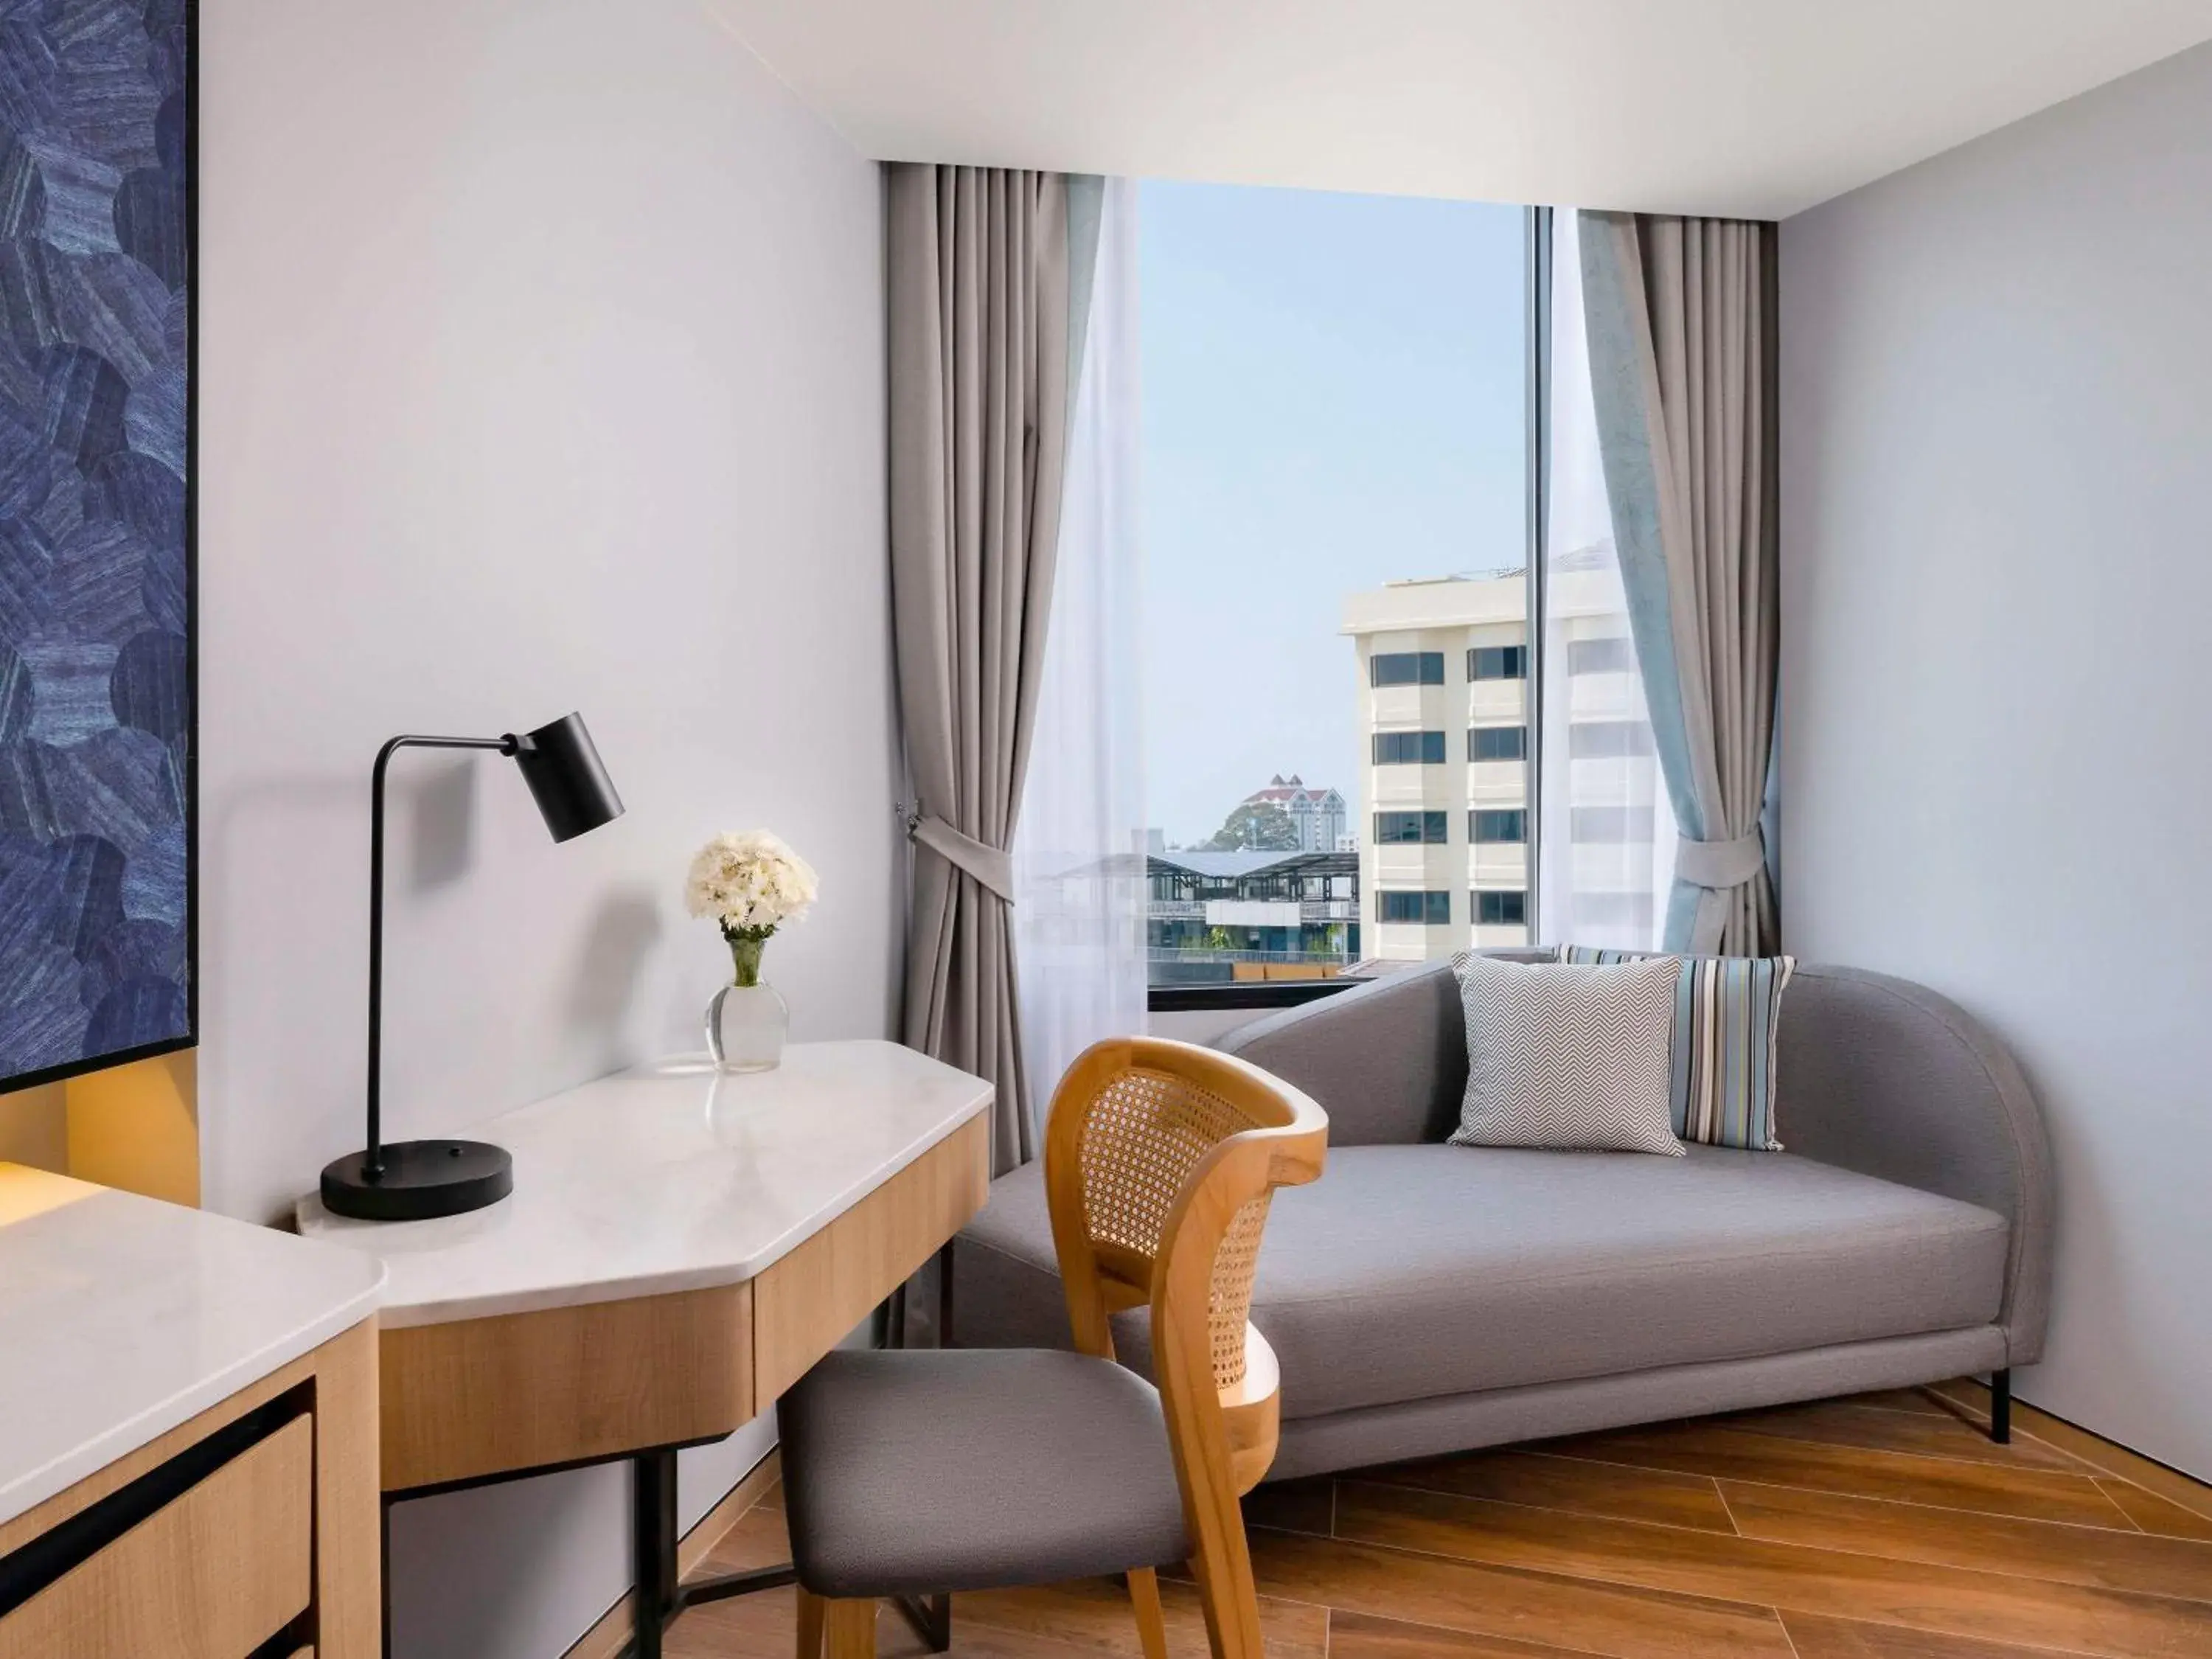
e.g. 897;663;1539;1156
710;0;2212;218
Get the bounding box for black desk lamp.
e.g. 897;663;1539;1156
319;712;624;1222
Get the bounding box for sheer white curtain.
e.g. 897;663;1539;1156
1540;212;1673;950
1012;178;1147;1121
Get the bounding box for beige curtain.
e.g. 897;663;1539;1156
888;165;1074;1172
1579;212;1779;955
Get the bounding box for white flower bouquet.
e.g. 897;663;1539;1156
686;830;818;987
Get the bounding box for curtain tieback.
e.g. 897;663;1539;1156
911;813;1016;903
1674;828;1766;891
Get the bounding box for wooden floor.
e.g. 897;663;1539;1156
665;1387;2212;1659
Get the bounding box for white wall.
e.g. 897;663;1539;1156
199;1;893;1652
1781;41;2212;1480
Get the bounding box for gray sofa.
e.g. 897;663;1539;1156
952;959;2054;1481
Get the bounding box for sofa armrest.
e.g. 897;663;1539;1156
1777;965;2055;1366
1214;961;1467;1146
1214;950;1557;1145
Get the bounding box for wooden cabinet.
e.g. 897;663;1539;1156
0;1322;378;1659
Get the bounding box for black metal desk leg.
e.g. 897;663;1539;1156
937;1239;956;1346
632;1449;679;1659
894;1593;952;1652
380;1498;393;1659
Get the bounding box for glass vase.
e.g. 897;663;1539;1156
706;933;787;1073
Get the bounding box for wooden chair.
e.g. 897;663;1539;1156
780;1037;1328;1659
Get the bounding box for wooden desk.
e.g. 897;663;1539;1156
0;1166;386;1659
297;1040;992;1655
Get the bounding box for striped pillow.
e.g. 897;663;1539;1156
1555;947;1796;1151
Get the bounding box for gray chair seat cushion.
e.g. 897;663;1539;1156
954;1143;2008;1422
779;1348;1189;1598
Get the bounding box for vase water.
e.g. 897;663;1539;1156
706;932;787;1073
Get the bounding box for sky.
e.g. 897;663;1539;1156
1138;181;1528;847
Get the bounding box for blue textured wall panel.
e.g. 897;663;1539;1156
0;0;192;1083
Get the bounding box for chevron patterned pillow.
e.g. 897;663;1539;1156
1447;953;1685;1156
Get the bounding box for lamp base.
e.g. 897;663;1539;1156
319;1140;513;1222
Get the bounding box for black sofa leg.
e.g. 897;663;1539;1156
1989;1367;2012;1444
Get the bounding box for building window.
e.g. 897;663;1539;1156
1371;651;1445;687
1571;806;1652;843
1469;725;1528;762
1470;809;1528;844
1379;890;1452;925
1375;810;1447;844
1469;644;1527;681
1569;720;1655;759
1567;636;1635;675
1372;730;1447;765
1473;889;1527;927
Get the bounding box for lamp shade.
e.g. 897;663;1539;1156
511;712;624;842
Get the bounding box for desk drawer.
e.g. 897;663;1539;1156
378;1282;754;1491
753;1111;991;1400
0;1414;313;1659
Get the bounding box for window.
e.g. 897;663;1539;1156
1469;644;1527;681
1372;731;1447;765
1379;890;1452;925
1567;636;1635;675
1473;889;1527;927
1375;810;1447;844
1470;809;1528;844
1136;182;1528;992
1568;720;1655;759
1371;651;1444;687
1571;806;1652;843
1469;725;1528;762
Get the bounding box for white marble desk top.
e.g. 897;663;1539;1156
0;1166;386;1529
296;1040;994;1331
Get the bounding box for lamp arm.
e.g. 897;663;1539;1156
363;734;519;1180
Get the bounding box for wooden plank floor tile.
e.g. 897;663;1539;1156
669;1585;1258;1659
1721;1400;2087;1472
673;1487;1326;1659
695;1498;791;1566
655;1382;2212;1659
2098;1478;2212;1543
1775;1610;2096;1659
665;1564;1164;1659
1363;1450;1736;1534
1239;1521;1796;1659
664;1583;805;1659
668;1504;800;1659
1245;1477;1336;1538
1538;1422;2136;1529
1326;1607;1626;1659
1717;1478;2212;1601
1333;1480;2212;1658
961;1576;1328;1659
1846;1390;1956;1419
886;1601;1121;1659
